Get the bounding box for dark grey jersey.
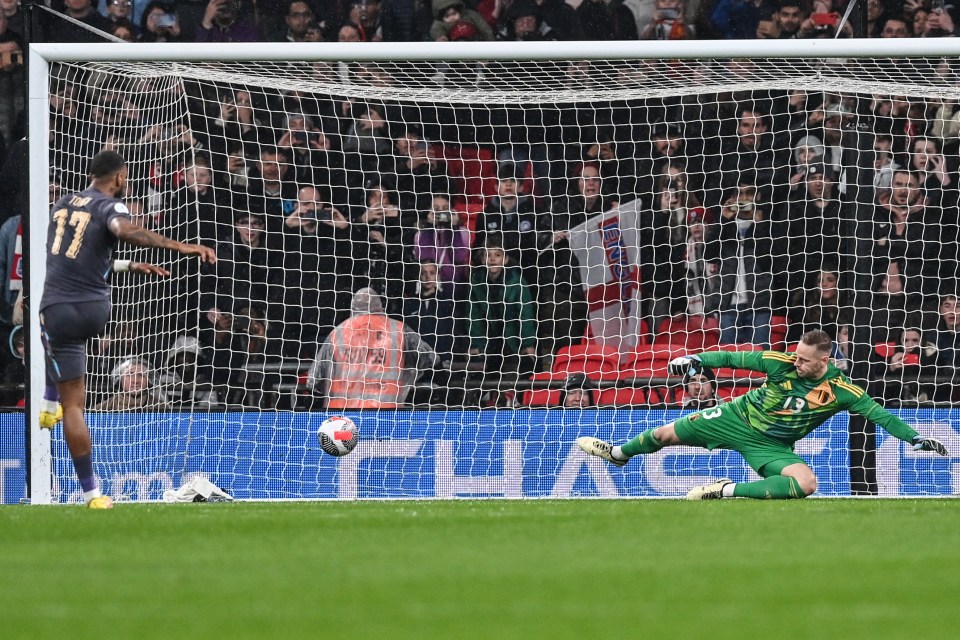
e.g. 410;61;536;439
41;187;130;310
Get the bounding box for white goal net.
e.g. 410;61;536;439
28;42;960;502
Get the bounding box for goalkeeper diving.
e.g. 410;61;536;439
578;330;949;499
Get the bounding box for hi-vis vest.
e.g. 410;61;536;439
327;314;406;408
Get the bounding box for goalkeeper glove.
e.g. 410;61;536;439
667;355;702;376
913;436;949;456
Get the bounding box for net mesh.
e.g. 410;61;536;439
42;54;960;501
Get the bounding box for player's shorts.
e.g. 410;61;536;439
673;403;806;477
40;300;111;383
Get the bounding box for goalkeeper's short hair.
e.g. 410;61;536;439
800;329;833;354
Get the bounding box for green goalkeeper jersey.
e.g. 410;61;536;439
696;350;919;446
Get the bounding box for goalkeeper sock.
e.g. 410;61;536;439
620;428;664;457
732;476;805;499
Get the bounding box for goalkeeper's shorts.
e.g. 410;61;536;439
673;403;806;477
40;300;111;383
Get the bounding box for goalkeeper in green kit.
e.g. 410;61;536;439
578;330;949;499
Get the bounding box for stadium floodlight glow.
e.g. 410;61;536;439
25;40;960;504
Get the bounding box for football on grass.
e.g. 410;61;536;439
317;416;359;457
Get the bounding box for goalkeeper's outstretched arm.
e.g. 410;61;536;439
669;350;790;377
845;391;949;456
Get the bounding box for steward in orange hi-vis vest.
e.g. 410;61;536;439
308;288;438;409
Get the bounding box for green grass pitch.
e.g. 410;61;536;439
2;499;959;639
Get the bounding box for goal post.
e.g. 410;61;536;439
23;39;960;503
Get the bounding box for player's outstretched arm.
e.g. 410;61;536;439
113;260;171;277
913;436;949;456
108;217;217;264
680;350;787;376
845;390;948;456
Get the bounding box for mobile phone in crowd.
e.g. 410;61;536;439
810;12;839;28
156;13;177;28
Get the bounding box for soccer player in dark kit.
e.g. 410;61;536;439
578;330;948;499
39;150;216;508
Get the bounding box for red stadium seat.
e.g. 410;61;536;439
597;387;647;406
653;314;721;350
770;315;789;351
583;319;650;346
552;342;623;374
718;386;754;402
433;145;498;208
622;345;681;379
521;372;564;407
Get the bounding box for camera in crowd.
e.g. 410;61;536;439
434;210;452;227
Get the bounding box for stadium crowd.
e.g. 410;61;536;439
1;0;960;409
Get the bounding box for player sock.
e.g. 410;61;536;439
732;476;805;499
72;454;98;495
44;382;59;402
620;428;663;457
41;382;60;416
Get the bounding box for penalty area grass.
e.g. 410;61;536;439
1;499;958;640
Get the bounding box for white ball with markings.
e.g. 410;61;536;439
317;416;359;457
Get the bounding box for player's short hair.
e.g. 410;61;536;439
90;150;126;179
800;329;833;354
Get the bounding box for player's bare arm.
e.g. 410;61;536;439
108;217;217;264
112;259;171;277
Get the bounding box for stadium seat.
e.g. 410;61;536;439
582;319;650;346
521;372;564;407
434;145;498;208
551;342;623;375
653;314;721;350
621;344;681;379
597;386;647;406
770;315;789;351
718;386;754;402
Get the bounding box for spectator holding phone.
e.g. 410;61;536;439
412;195;471;296
922;0;959;36
908;136;956;209
195;0;261;42
277;113;332;185
796;0;853;38
139;1;183;42
639;0;694;40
